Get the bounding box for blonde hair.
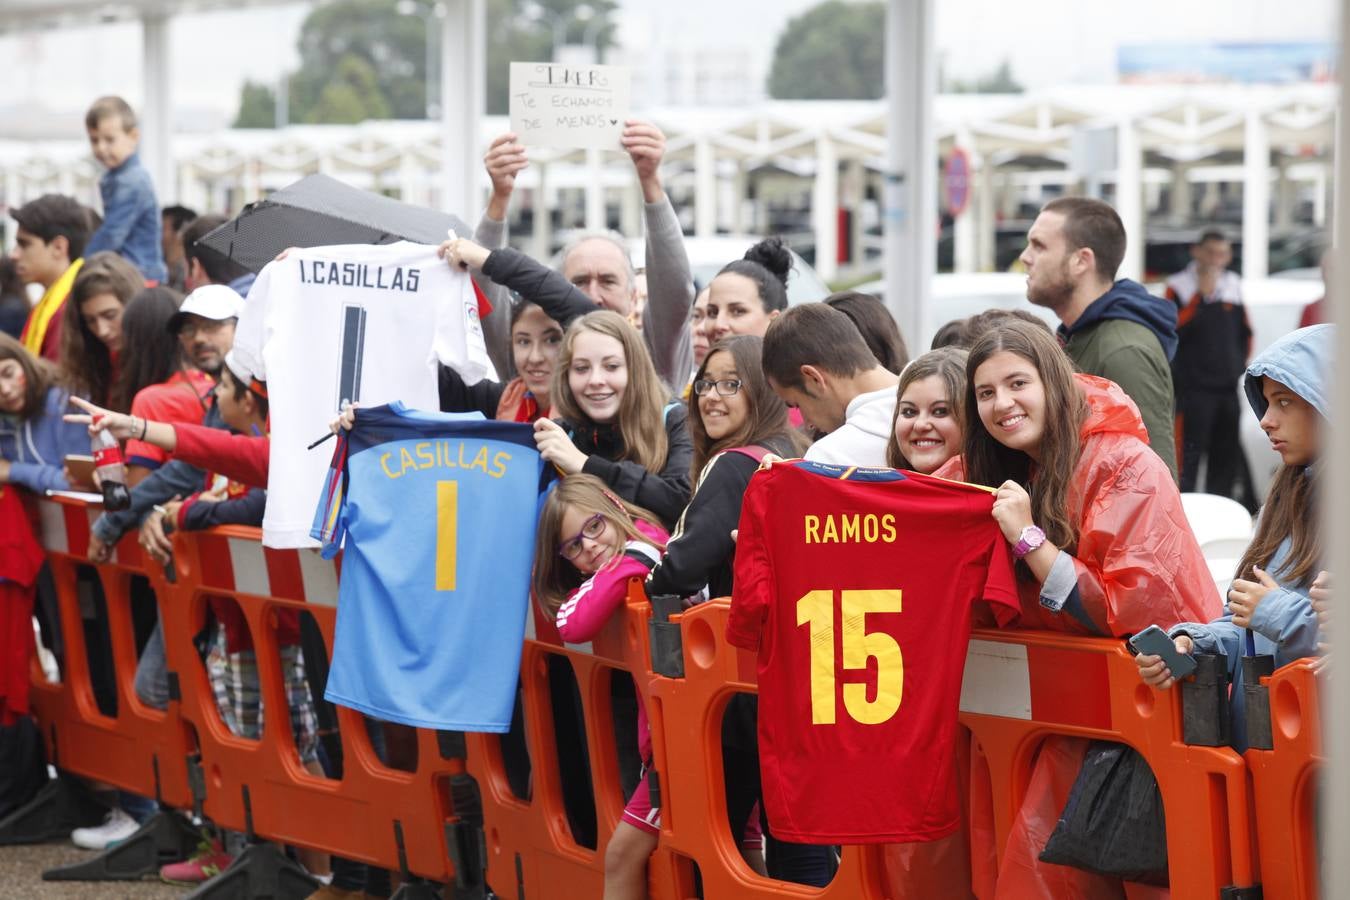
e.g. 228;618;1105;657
551;310;671;473
532;474;665;616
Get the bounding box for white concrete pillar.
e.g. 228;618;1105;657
399;153;420;206
694;136;716;238
883;0;937;345
1115;118;1144;281
1273;159;1294;231
952;129;977;274
813;133;839;283
1314;164;1329;228
533;161;552;260
1169;162;1192;221
730;163;747;234
1242;109;1270;279
141;13;174;201
976;159;996;272
620;179;640;239
585;148;605;231
440;0;485;219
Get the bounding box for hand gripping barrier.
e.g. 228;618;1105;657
464;581;695;900
12;496;197;863
1245;658;1322;900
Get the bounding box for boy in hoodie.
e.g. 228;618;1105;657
761;303;899;467
1021;197;1179;477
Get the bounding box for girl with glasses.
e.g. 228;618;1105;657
532;474;669;900
646;335;822;885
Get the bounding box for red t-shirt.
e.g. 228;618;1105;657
728;461;1020;844
125;370;215;468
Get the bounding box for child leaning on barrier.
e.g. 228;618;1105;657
533;474;765;900
69;355;329;882
1137;324;1332;749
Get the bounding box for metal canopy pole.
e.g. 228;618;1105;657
1324;5;1349;897
440;0;484;221
141;11;173;200
882;0;936;349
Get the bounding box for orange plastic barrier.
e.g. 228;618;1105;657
26;498;1314;900
163;524;467;882
28;496;195;811
465;580;691;899
956;627;1258;898
1246;658;1323;900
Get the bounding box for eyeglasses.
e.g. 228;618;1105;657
558;513;606;560
693;378;743;397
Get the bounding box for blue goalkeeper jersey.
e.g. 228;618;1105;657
312;402;547;731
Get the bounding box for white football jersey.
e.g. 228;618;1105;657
232;242;496;547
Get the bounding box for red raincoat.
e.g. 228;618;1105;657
936;374;1220;898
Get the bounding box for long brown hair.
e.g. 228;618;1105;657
0;332;59;419
964;321;1087;551
688;335;805;478
886;347;968;469
551;310;670;473
532;474;666;616
1234;466;1319;587
61;251;143;408
109;286;186;412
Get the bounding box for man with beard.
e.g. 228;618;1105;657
1021;197;1178;477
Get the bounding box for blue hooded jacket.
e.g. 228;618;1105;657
0;385;90;494
1168;324;1331;751
1058;278;1179;361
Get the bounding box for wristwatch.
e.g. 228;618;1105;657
1012;525;1046;559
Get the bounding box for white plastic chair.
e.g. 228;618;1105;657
1180;493;1256;606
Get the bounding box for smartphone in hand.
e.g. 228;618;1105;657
1129;625;1198;679
63;454;97;491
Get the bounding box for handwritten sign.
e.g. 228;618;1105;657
509;62;631;151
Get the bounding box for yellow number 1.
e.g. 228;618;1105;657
795;589;904;726
436;481;458;590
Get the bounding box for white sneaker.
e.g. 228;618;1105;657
71;806;140;850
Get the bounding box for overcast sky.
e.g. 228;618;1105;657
0;0;1336;132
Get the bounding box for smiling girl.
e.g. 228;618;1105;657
937;320;1217;897
536;311;693;528
1137;324;1330;749
886;347;968;474
532;475;669;900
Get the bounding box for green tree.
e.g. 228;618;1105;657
309;55;394;124
767;1;885;100
945;59;1023;94
233;80;277;128
234;0;619;126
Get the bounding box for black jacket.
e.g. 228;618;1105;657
561;404;693;529
646;432;799;601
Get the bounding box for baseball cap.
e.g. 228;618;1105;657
167;284;245;335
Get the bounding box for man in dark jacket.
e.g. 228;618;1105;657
1164;230;1252;498
1022;197;1178;478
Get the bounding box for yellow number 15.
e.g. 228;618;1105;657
795;589;903;725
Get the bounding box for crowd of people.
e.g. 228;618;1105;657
0;92;1332;900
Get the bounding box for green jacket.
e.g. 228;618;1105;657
1063;319;1178;479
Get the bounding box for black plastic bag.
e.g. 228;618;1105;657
1038;740;1169;885
0;715;49;818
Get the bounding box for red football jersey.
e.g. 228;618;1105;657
728;461;1020;844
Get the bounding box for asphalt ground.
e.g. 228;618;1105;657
0;841;184;899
